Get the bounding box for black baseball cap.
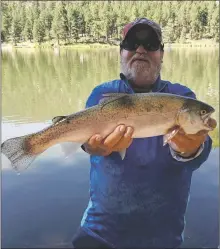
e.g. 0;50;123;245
121;18;163;43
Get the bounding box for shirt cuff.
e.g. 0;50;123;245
169;143;205;162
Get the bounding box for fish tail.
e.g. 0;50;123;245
1;135;37;172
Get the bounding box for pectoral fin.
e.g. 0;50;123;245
52;116;67;124
60;142;82;159
163;127;180;146
119;149;126;160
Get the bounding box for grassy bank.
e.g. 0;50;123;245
1;38;218;50
1;41;119;49
166;39;219;48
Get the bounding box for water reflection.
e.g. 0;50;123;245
2;151;90;248
1;121;219;248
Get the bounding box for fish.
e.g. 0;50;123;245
1;92;215;172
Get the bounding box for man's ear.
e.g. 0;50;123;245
160;51;164;63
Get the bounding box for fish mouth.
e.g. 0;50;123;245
202;111;215;130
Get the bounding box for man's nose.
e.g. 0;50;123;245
136;45;147;53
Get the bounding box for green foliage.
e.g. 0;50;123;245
67;4;84;42
40;8;53;40
24;19;33;42
10;8;22;45
1;3;12;42
33;17;45;44
1;1;219;44
51;2;69;44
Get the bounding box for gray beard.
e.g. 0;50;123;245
120;58;162;86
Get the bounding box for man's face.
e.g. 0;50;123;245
120;25;164;87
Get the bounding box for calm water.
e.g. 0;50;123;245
1;47;219;248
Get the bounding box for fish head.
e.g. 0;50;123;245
177;98;215;134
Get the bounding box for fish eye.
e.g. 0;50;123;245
201;110;207;115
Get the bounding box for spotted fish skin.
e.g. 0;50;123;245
1;92;215;172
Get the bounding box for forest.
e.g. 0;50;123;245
1;1;219;46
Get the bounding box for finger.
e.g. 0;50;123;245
113;127;134;150
103;125;126;149
169;134;190;147
176;128;185;135
169;133;205;153
88;134;102;148
184;130;208;141
171;132;205;145
195;130;209;136
166;125;181;134
114;138;134;151
173;129;207;141
124;126;134;138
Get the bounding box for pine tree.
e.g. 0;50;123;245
40;8;53;41
10;9;22;45
90;3;102;41
33;17;45;44
210;7;219;42
24;19;33;42
1;3;12;42
51;2;69;44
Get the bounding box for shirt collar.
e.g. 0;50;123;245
120;73;166;93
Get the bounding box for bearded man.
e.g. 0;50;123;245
72;18;217;249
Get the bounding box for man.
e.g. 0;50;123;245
72;18;217;249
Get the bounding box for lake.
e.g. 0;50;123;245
1;47;219;248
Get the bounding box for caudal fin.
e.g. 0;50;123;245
1;136;36;172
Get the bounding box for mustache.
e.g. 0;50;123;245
131;54;151;63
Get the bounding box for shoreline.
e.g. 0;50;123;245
1;40;219;50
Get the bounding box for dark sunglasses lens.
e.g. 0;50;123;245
144;42;160;51
121;40;136;51
121;39;161;51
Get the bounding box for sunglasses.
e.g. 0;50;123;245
120;38;164;52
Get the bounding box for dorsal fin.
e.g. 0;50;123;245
52;116;66;124
99;93;129;104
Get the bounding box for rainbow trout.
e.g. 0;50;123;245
1;93;215;172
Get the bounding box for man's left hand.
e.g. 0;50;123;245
167;117;217;158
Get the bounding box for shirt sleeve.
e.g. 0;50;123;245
85;86;104;108
169;143;204;162
85;83;118;108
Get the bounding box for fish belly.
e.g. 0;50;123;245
121;114;176;138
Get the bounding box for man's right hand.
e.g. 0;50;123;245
83;125;134;156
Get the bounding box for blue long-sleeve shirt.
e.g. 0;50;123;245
80;75;212;248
